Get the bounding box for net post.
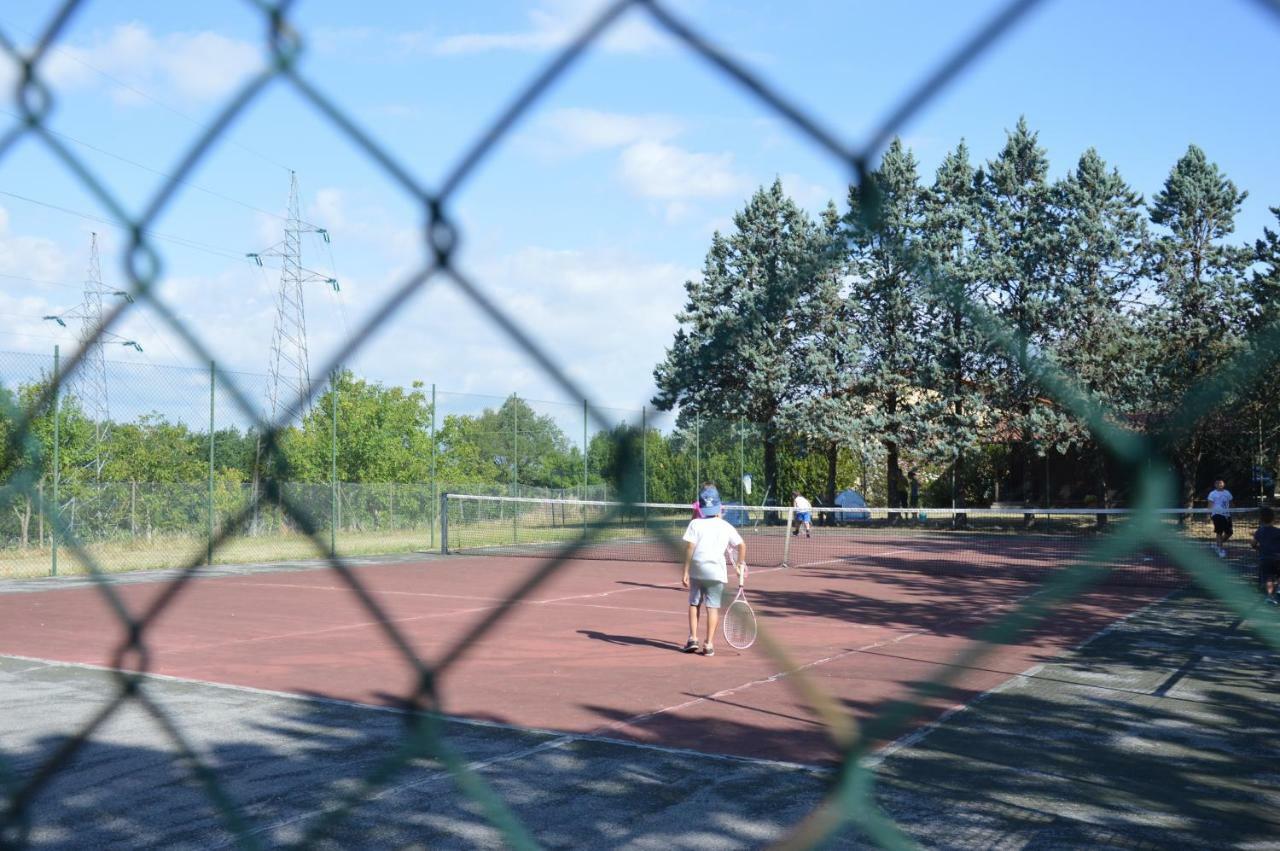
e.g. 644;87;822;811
781;506;794;567
440;491;449;554
51;344;60;577
642;406;648;532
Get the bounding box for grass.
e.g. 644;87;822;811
0;527;439;580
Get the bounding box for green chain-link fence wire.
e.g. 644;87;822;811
3;0;1280;848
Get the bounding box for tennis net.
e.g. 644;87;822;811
440;494;1262;586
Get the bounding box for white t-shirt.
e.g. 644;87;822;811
1207;489;1233;516
682;517;744;582
793;496;812;512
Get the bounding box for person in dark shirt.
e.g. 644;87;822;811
1250;506;1280;605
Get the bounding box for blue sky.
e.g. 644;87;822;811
0;0;1277;434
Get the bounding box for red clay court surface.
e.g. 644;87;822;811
0;544;1171;765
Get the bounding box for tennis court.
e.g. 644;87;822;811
0;532;1176;761
5;516;1276;847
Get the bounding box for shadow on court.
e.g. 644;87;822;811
0;657;832;849
2;590;1275;848
576;630;687;651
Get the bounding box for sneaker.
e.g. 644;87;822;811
1216;547;1226;558
682;638;699;653
1267;597;1279;606
702;644;716;657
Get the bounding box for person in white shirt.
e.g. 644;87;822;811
1206;479;1234;557
680;485;746;657
792;491;813;538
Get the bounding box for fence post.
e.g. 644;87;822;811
641;406;647;504
430;383;437;549
512;395;518;497
208;359;215;566
582;399;588;499
739;418;745;502
51;345;59;577
330;370;338;558
695;411;701;493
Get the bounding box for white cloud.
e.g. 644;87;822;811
542;108;683;153
430;0;666;56
310;189;346;230
0;207;71;283
384;246;694;408
618;141;748;200
42;23;260;104
779;172;842;213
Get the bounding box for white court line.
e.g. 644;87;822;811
237;582;511;603
4;650;830;851
597;578;1074;745
534;564;788;605
121;579;704;656
795;548;914;568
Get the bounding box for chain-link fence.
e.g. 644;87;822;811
2;0;1279;848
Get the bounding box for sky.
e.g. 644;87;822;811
0;0;1277;435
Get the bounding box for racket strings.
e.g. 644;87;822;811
723;599;757;649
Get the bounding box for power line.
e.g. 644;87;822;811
0;188;247;261
0;106;290;223
0;13;293;174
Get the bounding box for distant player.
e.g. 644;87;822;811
791;491;812;538
1206;479;1233;557
1251;506;1280;605
680;485;746;657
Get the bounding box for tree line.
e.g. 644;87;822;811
3;370;818;546
652;118;1280;509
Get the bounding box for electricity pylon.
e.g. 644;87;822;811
247;171;338;422
247;172;337;533
42;232;141;481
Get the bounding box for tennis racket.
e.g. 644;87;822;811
722;562;757;650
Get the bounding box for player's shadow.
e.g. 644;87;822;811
577;630;685;651
613;580;678;591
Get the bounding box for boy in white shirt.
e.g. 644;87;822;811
680;485;746;657
1206;479;1233;558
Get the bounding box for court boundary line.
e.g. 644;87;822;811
865;585;1185;767
2;582;1171;840
0;652;830;775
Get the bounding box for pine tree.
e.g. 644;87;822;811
917;140;990;508
1146;144;1251;505
1237;207;1280;499
1050;148;1148;505
975;118;1065;505
842;138;928;509
1250;207;1280;329
776;202;868;505
653;179;824;498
